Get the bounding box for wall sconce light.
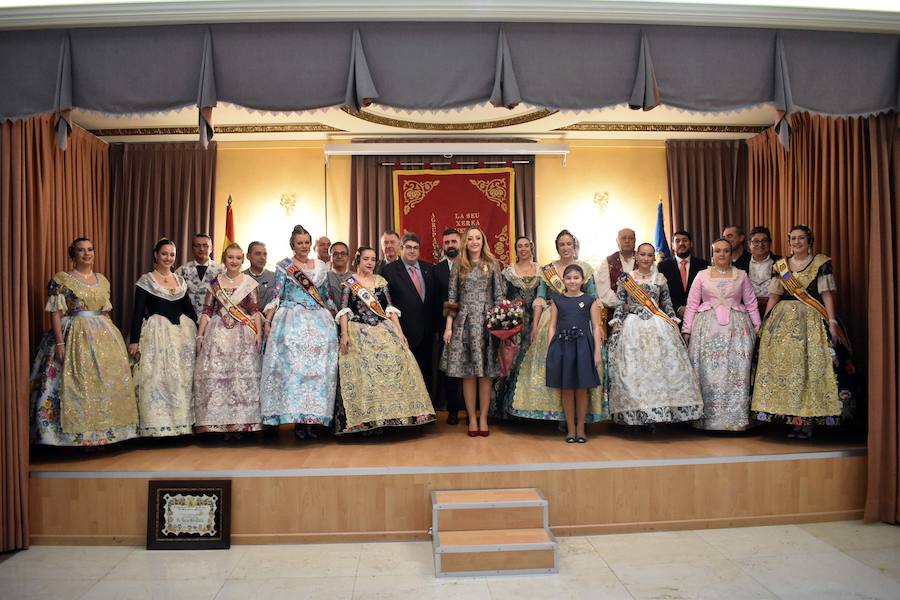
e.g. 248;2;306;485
593;191;609;214
280;193;296;215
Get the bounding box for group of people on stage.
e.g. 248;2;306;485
30;219;855;448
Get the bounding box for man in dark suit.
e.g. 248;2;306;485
382;231;438;398
658;230;709;319
723;225;752;272
433;228;463;424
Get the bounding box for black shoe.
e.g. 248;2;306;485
447;412;460;425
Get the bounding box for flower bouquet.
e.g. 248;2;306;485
486;300;525;377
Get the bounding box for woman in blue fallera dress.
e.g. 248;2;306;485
260;225;338;436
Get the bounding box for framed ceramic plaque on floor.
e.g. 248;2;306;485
146;480;231;550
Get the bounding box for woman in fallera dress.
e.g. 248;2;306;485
492;236;540;419
193;243;263;436
335;247;435;434
682;239;761;431
260;224;338;438
30;237;139;446
608;243;703;427
129;238;198;437
510;230;607;423
751;225;848;439
441;226;506;436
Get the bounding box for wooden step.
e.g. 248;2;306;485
432;487;548;532
433;487;545;508
434;527;558;576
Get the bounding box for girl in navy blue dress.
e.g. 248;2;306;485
546;264;605;443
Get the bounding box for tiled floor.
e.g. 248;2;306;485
1;521;899;599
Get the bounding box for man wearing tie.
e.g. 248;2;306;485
657;230;710;318
382;232;438;397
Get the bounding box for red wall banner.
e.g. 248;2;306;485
392;167;516;265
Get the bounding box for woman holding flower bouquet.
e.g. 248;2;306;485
441;226;506;436
492;236;541;419
511;230;608;424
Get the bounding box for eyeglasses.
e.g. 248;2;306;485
403;245;420;251
750;239;770;245
331;251;348;257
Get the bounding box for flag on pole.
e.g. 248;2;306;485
653;198;671;262
221;195;235;261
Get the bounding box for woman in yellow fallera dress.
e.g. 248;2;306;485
751;225;848;439
30;237;139;446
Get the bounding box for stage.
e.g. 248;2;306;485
29;417;867;545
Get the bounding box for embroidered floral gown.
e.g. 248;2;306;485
607;271;703;425
30;272;139;446
260;258;338;426
334;275;435;434
510;261;607;422
751;255;848;425
130;272;198;436
682;269;760;431
491;264;541;419
193;275;263;433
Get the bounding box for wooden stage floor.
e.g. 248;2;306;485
30;416;866;475
28;417;868;545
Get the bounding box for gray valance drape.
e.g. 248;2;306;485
2;23;899;149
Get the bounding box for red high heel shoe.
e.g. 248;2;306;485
478;429;490;437
468;429;479;437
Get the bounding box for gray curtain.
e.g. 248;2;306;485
349;154;536;262
108;142;217;335
3;24;900;147
665;140;748;259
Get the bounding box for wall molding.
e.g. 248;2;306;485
88;123;344;137
555;122;769;134
340;107;558;131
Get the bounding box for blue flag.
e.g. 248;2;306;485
653;200;671;261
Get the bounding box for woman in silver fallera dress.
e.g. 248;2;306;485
441;226;505;436
607;243;703;426
681;239;761;431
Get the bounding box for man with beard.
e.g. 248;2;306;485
433;228;464;424
658;230;709;318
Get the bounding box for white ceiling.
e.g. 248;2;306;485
1;1;899;32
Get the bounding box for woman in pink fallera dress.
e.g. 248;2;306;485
682;239;761;431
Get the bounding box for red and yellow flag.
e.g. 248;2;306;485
221;195;235;261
